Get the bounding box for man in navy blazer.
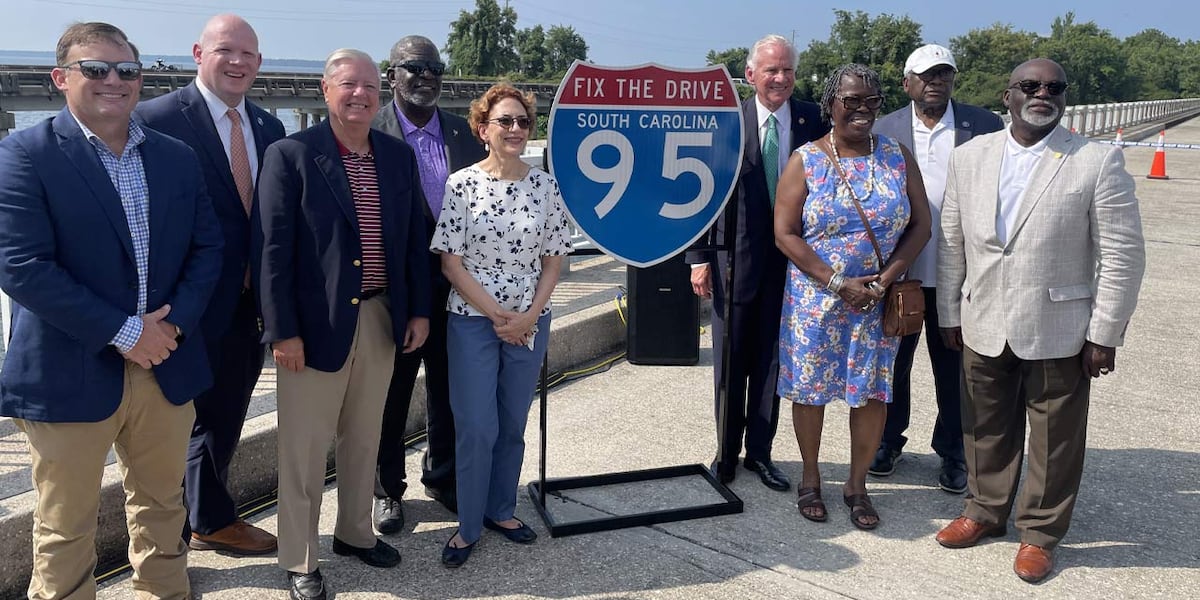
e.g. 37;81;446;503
687;35;828;490
0;22;222;599
370;35;487;529
136;13;285;555
255;49;430;600
868;45;1004;493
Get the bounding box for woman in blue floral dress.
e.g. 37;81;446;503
774;64;931;530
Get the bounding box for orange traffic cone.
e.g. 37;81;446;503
1114;127;1124;146
1147;130;1169;180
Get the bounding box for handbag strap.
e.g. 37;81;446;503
820;137;887;271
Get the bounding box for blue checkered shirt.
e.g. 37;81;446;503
75;116;150;353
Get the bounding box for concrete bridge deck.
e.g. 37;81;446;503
80;120;1200;598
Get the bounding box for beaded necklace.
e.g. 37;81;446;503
828;132;877;203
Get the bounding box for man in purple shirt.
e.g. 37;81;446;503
371;35;486;533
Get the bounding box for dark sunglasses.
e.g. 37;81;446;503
487;116;532;130
394;60;445;77
1009;80;1069;96
60;60;142;81
837;95;884;111
915;67;956;82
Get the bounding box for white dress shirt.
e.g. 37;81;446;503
755;96;791;177
908;102;955;286
195;79;258;184
996;126;1048;245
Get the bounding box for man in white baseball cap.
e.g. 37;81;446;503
869;44;1004;492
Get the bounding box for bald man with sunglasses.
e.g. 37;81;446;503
0;22;222;599
370;35;486;532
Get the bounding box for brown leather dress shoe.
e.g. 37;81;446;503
935;516;1006;548
1014;543;1054;583
190;520;278;555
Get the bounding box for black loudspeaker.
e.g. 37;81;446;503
626;255;699;365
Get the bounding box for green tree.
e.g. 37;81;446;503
543;25;588;79
705;47;749;79
1122;28;1182;100
951;23;1038;111
1036;12;1128;104
444;0;518;77
794;10;923;110
1180;41;1200;97
516;25;547;78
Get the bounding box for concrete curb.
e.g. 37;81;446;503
0;298;630;598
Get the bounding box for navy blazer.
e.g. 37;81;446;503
254;120;432;372
135;83;286;342
372;102;486;295
688;96;828;301
872;99;1005;156
0;108;224;422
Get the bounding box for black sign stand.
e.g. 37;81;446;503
527;199;744;537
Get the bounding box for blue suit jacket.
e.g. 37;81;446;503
135;83;286;344
254;120;432;372
0;108;224;422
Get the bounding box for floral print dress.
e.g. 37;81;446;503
777;136;911;407
430;165;573;317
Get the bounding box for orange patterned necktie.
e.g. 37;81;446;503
227;108;253;215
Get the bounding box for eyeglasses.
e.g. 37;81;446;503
394;60;445;77
915;67;956;83
836;95;884;111
1009;80;1069;96
487;116;532;130
60;60;142;81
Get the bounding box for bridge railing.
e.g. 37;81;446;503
1029;98;1200;137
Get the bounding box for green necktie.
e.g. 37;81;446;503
763;113;779;205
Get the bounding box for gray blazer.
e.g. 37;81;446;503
937;125;1146;360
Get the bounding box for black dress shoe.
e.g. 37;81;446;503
709;459;736;484
331;537;401;568
441;532;476;568
425;486;458;513
483;517;538;544
372;496;404;534
743;457;791;491
868;447;901;476
939;458;968;494
287;569;327;600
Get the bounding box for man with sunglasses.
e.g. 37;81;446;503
687;34;827;491
370;35;486;531
0;22;222;599
935;58;1144;583
869;44;1003;493
136;13;286;557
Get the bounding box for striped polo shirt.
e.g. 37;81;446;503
335;136;388;292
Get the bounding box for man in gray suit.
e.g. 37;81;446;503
371;35;487;533
869;44;1003;494
934;58;1145;583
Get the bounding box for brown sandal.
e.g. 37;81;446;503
843;493;879;530
796;487;828;522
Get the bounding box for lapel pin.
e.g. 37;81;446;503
962;121;969;127
797;117;805;124
257;117;264;126
1054;151;1063;159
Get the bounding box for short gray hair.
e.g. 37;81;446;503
746;34;797;69
324;48;374;78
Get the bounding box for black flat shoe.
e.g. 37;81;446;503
868;447;901;476
743;457;791;491
287;569;327;600
332;536;401;568
372;496;404;534
483;517;538;544
441;532;476;568
939;458;968;494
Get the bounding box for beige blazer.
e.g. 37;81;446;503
936;126;1145;360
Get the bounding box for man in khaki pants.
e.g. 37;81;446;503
0;22;223;599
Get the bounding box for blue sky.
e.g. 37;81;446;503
3;0;1196;67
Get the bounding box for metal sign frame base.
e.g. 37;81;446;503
526;464;743;538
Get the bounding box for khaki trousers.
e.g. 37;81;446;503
276;296;396;574
17;361;195;600
960;343;1091;549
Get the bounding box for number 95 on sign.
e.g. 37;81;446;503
548;64;744;267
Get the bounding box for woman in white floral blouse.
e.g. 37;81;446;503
430;83;573;568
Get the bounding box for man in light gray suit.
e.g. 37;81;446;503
870;44;1004;493
933;58;1145;583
